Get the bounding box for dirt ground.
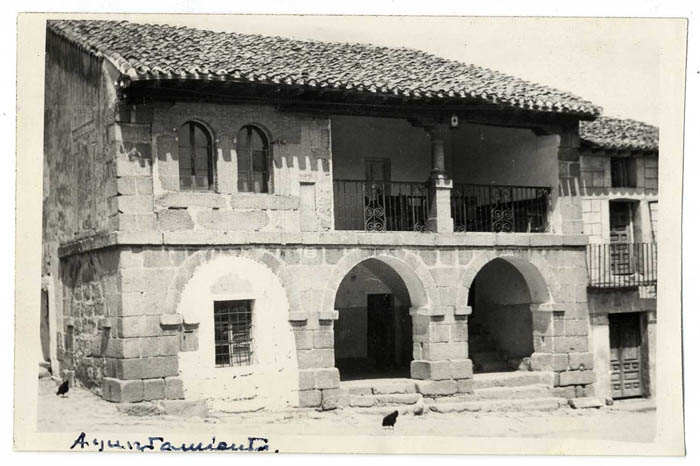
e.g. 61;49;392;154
36;378;656;442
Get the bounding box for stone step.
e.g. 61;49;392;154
472;371;554;390
473;384;552;400
428;397;567;414
349;393;421;408
340;378;416;396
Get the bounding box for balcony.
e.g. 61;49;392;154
586;243;657;288
333;179;553;233
451;184;551;233
333;180;430;232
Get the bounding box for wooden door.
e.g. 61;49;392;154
367;294;394;371
610;202;633;274
609;313;644;399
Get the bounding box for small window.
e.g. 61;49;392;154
237;126;270;193
214;300;252;367
179;121;214;191
611;158;636;188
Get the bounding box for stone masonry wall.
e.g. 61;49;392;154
43;32;122;374
110;101;334;242
58;237;595;406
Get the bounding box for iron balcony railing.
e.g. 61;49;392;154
333;180;430;232
586;243;657;288
451;183;552;233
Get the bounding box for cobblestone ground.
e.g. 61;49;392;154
36;378;656;442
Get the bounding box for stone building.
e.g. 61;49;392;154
578;117;659;400
42;19;631;410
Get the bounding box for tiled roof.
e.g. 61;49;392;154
47;19;602;117
580;116;659;152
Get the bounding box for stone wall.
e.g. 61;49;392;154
43;31;122;374
110;101;334;239
58;234;595;407
59;248;120;391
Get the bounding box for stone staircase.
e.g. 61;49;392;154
338;371;568;414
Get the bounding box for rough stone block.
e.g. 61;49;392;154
165;376;184;400
451;322;469;342
449;359;473;380
116;356;179;379
116;316;163;338
314;368;340;390
430;268;461;287
298;390;322;408
142;249;173;268
551;386;576;400
106;338;140;359
558;370;595;386
102;378;144;403
313;330;334;349
456;379;474;394
415;380;458;397
298;370;316;391
422;342;468;361
294;330;314;350
568;397;603;409
143;378;166;400
297;349;335;369
196;210;269;231
568;352;594;370
321;388;349;411
157;209;195;231
117;195;154;214
411;360;451;380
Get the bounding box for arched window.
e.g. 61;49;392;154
237;125;270;193
178;121;213;191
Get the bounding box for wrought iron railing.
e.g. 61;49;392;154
586;243;657;288
451;184;551;233
333;180;430;232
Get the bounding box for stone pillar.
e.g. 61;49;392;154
551;127;584;235
293;310;342;409
425;125;454;233
409;306;473;396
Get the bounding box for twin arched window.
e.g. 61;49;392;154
236;125;270;194
178;121;213;191
177;122;271;193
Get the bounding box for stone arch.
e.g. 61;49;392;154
176;254;298;410
465;255;552;369
457;253;553;309
162;248;300;317
322;249;436;314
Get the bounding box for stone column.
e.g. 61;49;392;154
425;125;454;233
551;127;584;235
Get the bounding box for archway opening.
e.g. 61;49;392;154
334;258;413;381
467;257;547;373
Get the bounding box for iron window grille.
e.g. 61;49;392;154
214;300;253;367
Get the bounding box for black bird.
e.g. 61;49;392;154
382;410;399;429
56;380;69;397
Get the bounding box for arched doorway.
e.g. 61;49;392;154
467;257;549;373
333;258;414;380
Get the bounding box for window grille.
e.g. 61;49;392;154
214;300;253;367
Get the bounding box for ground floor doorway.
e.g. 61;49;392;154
609;312;644;399
334;259;413;381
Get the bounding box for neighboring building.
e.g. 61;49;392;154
44;19;616;410
579;117;659;400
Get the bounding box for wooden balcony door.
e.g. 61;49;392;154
609;202;633;274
